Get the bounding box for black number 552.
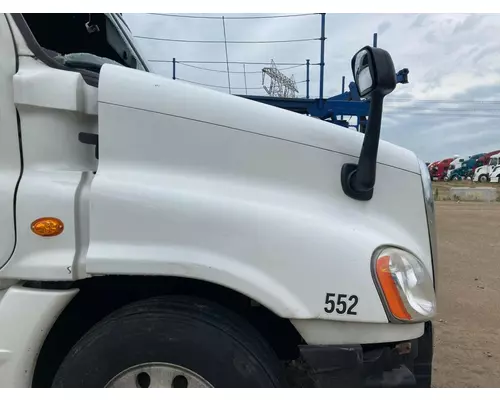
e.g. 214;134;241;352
324;293;359;315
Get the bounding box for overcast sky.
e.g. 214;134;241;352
123;13;500;162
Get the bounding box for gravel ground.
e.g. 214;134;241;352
433;201;500;387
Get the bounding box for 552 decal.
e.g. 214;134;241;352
324;293;359;315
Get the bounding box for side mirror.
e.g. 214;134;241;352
351;46;397;100
341;46;397;201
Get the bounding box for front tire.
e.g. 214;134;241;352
52;296;286;388
479;174;489;183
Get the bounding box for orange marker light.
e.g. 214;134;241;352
376;255;411;321
31;217;64;237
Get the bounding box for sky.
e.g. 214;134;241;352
123;13;500;162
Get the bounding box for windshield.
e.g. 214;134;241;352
22;13;149;74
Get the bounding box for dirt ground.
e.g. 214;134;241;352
432;181;500;201
433;201;500;387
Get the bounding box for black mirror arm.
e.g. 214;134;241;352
341;92;384;201
354;92;383;191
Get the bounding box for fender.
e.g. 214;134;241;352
85;65;432;324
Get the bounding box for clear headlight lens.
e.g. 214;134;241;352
373;247;436;322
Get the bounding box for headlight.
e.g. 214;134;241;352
418;159;438;289
373;247;436;322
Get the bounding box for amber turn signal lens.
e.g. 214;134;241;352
31;217;64;237
375;255;411;321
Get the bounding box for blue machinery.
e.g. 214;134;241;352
239;64;409;131
237;29;410;132
166;14;409;131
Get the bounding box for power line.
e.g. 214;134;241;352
269;64;306;71
177;78;262;90
221;16;231;94
177;78;306;91
135;35;321;44
243;64;248;95
386;103;500;111
384;111;500;118
149;60;312;66
147;13;319;20
177;62;304;74
387;98;500;105
386;107;500;113
178;62;250;73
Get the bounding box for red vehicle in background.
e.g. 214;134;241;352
427;160;438;171
474;150;500;172
429;158;454;180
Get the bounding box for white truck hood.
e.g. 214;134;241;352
98;64;420;175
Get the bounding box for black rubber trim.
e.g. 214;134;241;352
78;132;99;159
78;132;98;146
0;17;23;270
341;163;374;201
10;14;99;88
22;280;75;290
2;111;25;269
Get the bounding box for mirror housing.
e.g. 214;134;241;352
351;46;396;99
341;46;397;201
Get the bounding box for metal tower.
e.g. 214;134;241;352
261;60;299;98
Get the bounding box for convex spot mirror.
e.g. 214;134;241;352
351;46;397;99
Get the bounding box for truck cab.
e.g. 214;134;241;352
427;161;438;170
475;150;500;170
473;152;500;183
448;153;484;181
0;13;436;388
489;166;500;183
429;158;453;181
445;156;466;180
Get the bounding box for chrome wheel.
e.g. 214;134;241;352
105;362;213;388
